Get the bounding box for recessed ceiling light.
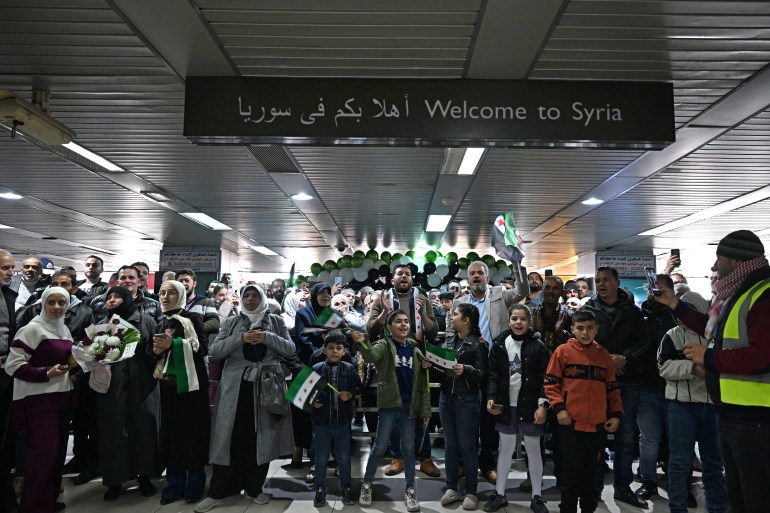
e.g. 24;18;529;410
291;192;313;201
0;224;12;229
62;142;124;172
180;212;232;231
457;148;485;175
250;245;278;256
426;214;452;232
0;192;23;200
581;197;604;205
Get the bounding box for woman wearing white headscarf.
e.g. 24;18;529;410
5;287;74;513
281;288;307;332
195;285;295;512
152;280;210;505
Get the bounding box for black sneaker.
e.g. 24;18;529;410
614;487;648;508
305;466;316;484
341;487;355;505
314;488;326;507
530;495;548;513
483;493;508;512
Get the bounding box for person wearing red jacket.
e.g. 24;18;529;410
545;309;623;513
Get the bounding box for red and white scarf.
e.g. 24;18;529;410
706;256;769;339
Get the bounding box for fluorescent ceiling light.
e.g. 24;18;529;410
426;214;452;232
0;223;12;229
62;142;124;172
180;212;232;231
457;148;485;175
639;185;770;236
581;197;604;205
143;191;171;202
80;244;117;256
291;192;313;201
250;245;278;256
140;238;165;247
0;192;22;200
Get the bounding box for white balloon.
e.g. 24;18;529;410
435;257;448;266
373;259;386;268
317;271;331;283
427;273;442;288
435;264;449;277
354;266;368;282
456;269;467;279
362;259;375;270
400;256;413;264
498;266;512;278
413;258;426;271
390;260;400;272
340;268;354;284
330;269;340;280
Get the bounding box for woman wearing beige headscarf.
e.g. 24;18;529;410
153;280;210;505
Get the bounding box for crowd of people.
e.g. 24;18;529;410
0;228;768;513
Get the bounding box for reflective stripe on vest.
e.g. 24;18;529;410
719;277;770;407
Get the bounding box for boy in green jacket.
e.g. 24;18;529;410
353;310;431;512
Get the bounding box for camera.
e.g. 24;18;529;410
335;244;347;252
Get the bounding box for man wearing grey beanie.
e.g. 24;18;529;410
655;229;770;513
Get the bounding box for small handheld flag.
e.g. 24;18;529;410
492;212;526;263
285;367;328;412
425;342;458;369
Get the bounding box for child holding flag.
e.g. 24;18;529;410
422;303;489;510
484;304;552;513
353;310;431;512
311;330;362;507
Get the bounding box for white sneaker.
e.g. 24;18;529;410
249;493;270;504
194;497;225;512
405;487;420;512
463;494;479;510
359;481;373;506
441;489;462;506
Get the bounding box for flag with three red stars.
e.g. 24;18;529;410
285;366;328;412
492;212;526;263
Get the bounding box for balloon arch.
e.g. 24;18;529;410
297;250;515;289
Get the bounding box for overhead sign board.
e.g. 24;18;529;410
596;255;656;278
184;77;674;150
160;249;221;273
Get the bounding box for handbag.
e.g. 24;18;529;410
260;365;289;415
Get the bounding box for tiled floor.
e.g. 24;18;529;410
50;433;713;513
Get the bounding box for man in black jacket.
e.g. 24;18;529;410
583;266;649;508
90;265;162;323
0;250;18;512
78;255;109;299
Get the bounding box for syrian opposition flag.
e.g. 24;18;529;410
492;212;526;263
306;308;343;332
425;342;457;370
286;366;328;412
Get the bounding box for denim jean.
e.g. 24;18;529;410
390;420;431;460
667;401;725;513
364;403;416;490
439;391;481;494
595;384;639;492
637;387;667;484
314;423;352;490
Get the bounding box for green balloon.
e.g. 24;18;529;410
296;275;306;285
366;249;379;261
445;252;458;265
392;253;403;262
380;251;392;264
339;255;352;268
352;255;364;268
310;262;323;276
353;250;365;260
467;251;480;263
324;260;337;272
457;257;469;270
496;259;507;269
482;254;496;267
405;250;416;258
424;250;437;263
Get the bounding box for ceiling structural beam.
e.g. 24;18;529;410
465;0;568;79
524;60;770;249
247;145;351;253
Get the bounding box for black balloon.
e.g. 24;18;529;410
424;262;436;275
368;268;380;281
413;272;425;285
378;265;390;276
448;263;460;277
407;263;418;276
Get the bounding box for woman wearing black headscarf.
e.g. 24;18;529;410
152;280;210;505
293;282;332;365
96;286;159;502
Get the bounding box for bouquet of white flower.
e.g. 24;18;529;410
72;315;140;371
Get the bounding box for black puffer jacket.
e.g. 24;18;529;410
487;329;551;424
583;288;649;384
431;332;489;397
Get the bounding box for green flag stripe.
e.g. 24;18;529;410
426;342;456;361
286;366;315;400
